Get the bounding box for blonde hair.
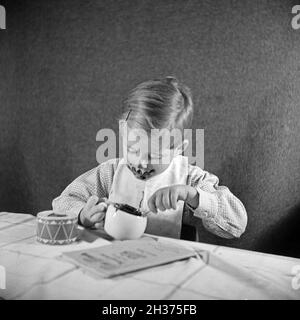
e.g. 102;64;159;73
120;76;193;133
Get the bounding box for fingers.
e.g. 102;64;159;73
90;202;108;217
170;189;178;210
94;221;105;229
148;191;163;213
89;211;105;224
162;189;171;210
148;194;157;213
148;188;179;213
86;195;99;211
155;192;164;212
81;196;107;227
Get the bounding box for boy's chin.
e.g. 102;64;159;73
126;165;155;180
135;172;156;180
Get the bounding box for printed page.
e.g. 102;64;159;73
62;238;197;278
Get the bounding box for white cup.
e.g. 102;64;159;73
104;204;147;240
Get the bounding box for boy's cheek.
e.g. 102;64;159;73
124;152;138;166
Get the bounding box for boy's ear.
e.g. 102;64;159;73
175;139;189;155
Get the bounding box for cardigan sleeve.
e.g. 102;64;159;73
186;164;248;239
52;158;119;217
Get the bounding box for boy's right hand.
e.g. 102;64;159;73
79;195;108;228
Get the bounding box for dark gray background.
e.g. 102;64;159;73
1;0;300;257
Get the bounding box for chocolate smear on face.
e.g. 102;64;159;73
127;164;155;180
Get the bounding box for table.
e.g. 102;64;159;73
0;212;299;300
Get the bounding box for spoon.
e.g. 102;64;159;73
104;199;150;217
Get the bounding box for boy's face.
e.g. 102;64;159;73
123;127;181;180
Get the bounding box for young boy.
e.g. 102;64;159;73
52;77;247;240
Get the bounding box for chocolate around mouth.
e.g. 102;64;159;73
127;165;155;180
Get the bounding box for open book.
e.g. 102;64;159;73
62;237;197;278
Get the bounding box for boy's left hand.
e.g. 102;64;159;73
147;185;199;213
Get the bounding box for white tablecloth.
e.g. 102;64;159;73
0;212;299;300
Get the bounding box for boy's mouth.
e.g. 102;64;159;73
127;164;155;180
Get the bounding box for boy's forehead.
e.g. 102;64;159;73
125;128;182;153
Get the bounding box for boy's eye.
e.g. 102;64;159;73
150;154;162;160
128;147;139;154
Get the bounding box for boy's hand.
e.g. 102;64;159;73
147;185;199;213
79;195;108;228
